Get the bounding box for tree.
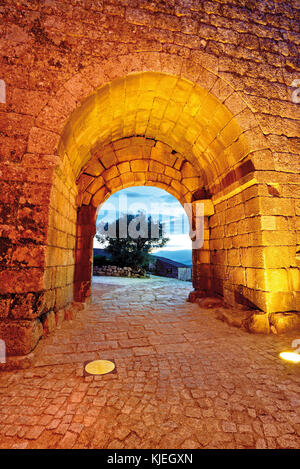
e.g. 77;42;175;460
95;211;169;269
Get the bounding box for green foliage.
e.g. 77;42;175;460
93;254;110;267
96;212;169;269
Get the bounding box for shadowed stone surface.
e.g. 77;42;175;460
0;277;299;449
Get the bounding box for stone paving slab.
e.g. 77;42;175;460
0;276;299;449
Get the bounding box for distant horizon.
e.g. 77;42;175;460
93;247;193;268
93;186;192;253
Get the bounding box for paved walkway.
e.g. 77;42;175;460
0;276;299;449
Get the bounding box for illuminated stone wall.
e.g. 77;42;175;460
0;0;299;361
210;183;299;313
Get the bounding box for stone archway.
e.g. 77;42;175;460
45;70;257;310
41;69;295;322
0;56;299;366
73;134;206;303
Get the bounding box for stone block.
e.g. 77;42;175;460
102;166;119;181
116;145;143;162
11;89;48;117
227;248;241;267
216;307;253;329
130;160;149;172
151;143;176;166
42;310;56;336
210;238;223;250
261;216;279;231
10;292;46;320
92;187;110;207
106;176;122;192
232;233;249;248
11;245;46;268
82;158;104;177
97;146;117;168
239;286;267;312
244;198;260;217
181;161;199;178
260;197;295;217
55;308;65;327
187;290;207;302
265;269;290;292
164;166;181;181
225;222;238;237
246;268;265;291
182;177;201;192
0;268;45;295
244;312;270;334
149;160;164;173
241;247;293;269
117;162;130;174
86;176;105;194
196;250;210;264
43;289;56;311
265;291;296;313
228;267;246;286
0;319;43;356
225;203;245;223
269;313;300;334
0;296;11;319
264;246;295;269
0;352;34;371
28;127;58;155
120;172;135;187
134;172;146;184
193;199;214;216
55;285;73;311
197;297;224;308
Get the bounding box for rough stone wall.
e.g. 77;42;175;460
210;179;299;313
46;168;77;312
93;265;146;277
74;204;96;302
0;0;299;360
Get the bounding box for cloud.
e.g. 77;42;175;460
121;192;143;199
154;234;192;251
156;194;175;202
95;186;191;250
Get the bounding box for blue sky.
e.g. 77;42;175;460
93;186;192;252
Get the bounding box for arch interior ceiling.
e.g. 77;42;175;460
58;72;247;206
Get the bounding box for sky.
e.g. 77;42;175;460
93;186;192;252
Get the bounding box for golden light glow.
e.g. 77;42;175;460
279;352;300;364
60;72;246;184
85;359;115;375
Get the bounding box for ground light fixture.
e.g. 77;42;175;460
85;359;116;375
279;351;300;364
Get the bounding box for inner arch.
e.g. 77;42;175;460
76;136;206;208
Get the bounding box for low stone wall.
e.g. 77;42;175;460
93;265;146;278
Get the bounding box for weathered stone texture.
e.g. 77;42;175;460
1;279;300;448
0;0;299;357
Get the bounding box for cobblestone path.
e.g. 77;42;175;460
0;277;299;449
